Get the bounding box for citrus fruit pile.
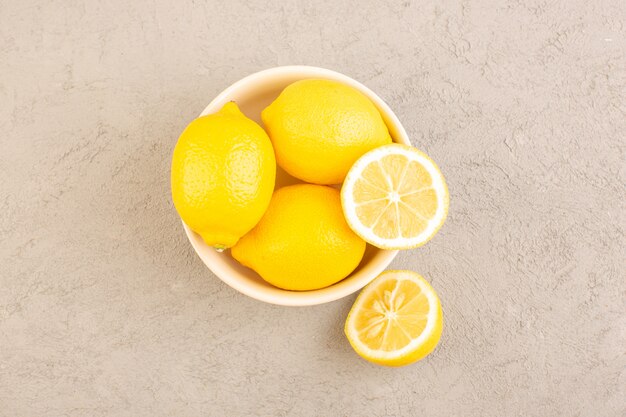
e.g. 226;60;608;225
171;79;449;366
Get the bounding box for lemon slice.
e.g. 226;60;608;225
344;270;443;367
341;143;449;250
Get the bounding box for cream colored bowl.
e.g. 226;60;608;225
182;66;410;306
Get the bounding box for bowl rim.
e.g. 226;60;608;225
181;65;410;306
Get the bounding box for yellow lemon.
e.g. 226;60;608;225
341;144;449;250
171;102;276;249
262;79;392;185
345;270;443;367
231;184;366;291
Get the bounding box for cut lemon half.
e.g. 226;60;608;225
341;143;449;250
344;270;443;367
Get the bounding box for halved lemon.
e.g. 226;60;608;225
344;270;443;367
341;143;449;250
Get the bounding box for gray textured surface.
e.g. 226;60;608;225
1;0;625;416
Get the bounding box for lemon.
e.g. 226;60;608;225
231;184;366;291
341;144;449;250
171;102;276;249
345;270;443;367
262;79;392;185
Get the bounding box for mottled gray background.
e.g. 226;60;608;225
1;0;625;416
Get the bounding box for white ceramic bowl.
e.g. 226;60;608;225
182;66;410;306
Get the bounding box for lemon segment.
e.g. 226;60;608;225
341;144;449;250
344;270;443;367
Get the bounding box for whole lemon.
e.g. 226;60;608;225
231;184;366;291
171;102;276;249
262;79;392;185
